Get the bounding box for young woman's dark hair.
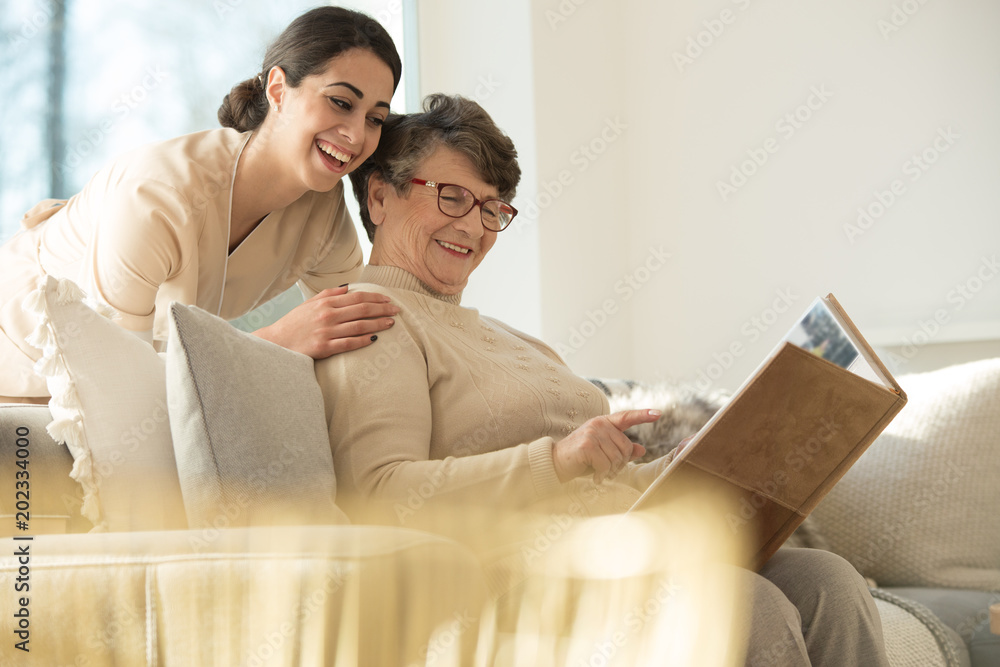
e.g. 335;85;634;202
218;7;402;132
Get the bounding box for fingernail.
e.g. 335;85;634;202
370;335;378;342
339;283;349;288
648;409;662;417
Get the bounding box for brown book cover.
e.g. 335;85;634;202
630;294;907;571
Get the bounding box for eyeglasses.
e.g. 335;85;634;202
410;178;517;232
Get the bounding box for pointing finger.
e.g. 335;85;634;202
604;409;662;433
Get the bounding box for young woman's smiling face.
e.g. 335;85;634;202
264;48;394;193
367;145;500;295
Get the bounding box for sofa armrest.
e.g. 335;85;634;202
0;403;90;535
871;588;969;667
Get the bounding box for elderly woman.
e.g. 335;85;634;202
315;94;889;667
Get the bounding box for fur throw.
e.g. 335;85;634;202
593;378;729;463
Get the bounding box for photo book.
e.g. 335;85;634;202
630;294;907;570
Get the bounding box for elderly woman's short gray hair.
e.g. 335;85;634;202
349;94;521;242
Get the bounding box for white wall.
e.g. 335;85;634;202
529;1;637;378
419;0;1000;388
413;0;542;336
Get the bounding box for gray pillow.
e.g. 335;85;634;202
165;303;348;529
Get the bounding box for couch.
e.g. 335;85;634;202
1;275;997;665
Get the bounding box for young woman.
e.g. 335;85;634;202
0;7;402;402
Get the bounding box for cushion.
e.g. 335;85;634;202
165;303;348;528
811;358;1000;590
23;275;186;531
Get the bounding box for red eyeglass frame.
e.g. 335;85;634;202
410;178;518;231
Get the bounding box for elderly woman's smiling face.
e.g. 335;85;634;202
367;144;499;295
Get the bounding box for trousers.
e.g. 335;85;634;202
740;548;889;667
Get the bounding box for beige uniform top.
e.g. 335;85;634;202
0;128;363;397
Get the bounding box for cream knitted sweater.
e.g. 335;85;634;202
315;265;673;525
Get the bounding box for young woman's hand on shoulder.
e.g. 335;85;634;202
253;286;399;358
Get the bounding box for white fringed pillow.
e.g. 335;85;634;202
811;358;1000;590
24;275;187;532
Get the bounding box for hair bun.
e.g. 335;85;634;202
217;78;268;132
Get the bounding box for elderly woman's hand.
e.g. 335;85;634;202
552;409;662;484
253;286;400;358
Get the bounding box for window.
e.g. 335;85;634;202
1;0;414;328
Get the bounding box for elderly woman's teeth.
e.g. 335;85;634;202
438;241;470;254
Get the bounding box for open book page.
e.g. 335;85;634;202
631;293;896;508
676;296;885;450
782;298;884;386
